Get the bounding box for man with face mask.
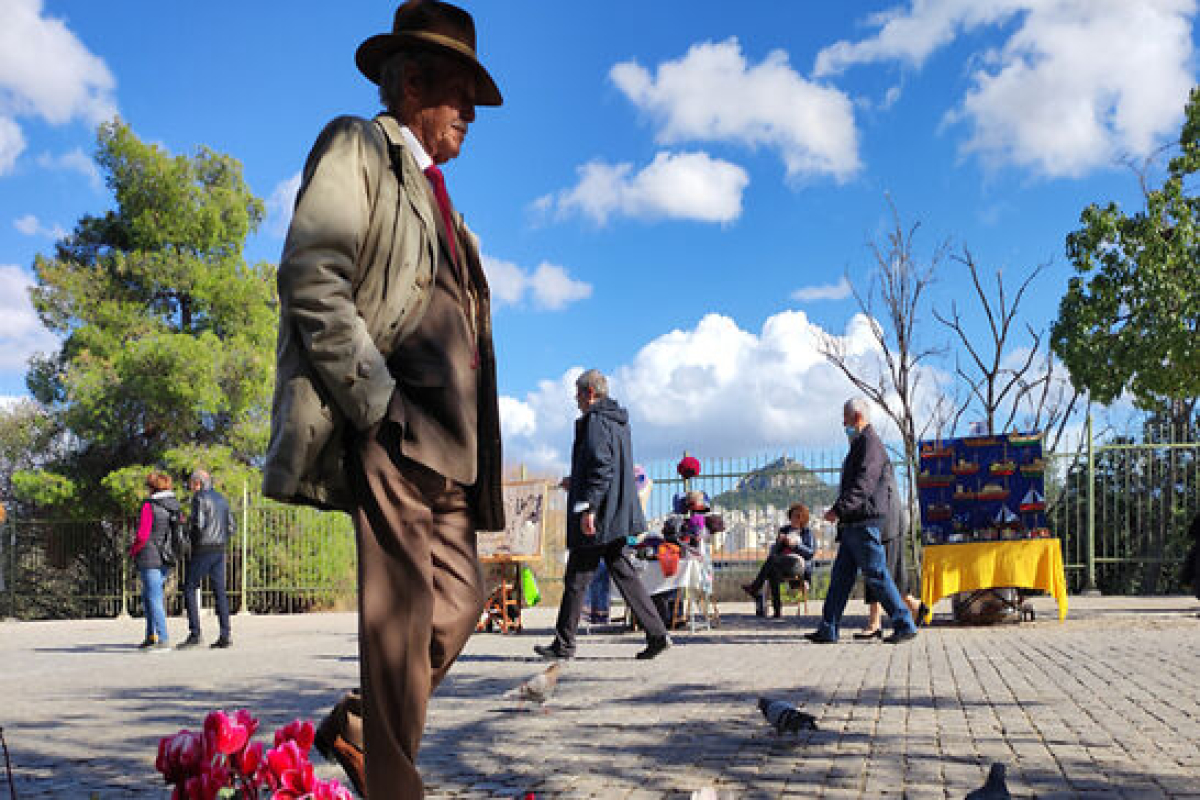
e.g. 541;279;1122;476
804;397;918;644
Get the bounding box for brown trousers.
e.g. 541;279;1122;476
351;424;484;799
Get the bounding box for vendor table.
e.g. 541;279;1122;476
920;538;1068;623
627;554;718;631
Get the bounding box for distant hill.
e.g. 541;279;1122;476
712;456;839;511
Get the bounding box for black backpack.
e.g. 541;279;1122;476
152;500;189;567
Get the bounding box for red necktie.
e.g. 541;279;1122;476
424;163;479;369
423;164;458;263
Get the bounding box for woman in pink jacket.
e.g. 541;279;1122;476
128;472;182;650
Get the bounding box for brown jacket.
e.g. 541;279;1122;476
263;113;503;530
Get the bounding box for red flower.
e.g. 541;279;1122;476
234;740;264;778
273;719;316;756
156;730;206;784
260;739;314;795
181;764;226;800
311;778;355;800
234;708;261;739
205;710;251;756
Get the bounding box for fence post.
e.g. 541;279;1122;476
4;523;13;619
118;558;130;619
1083;412;1099;595
239;480;251;615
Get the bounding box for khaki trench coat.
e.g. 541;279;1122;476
262;113;503;530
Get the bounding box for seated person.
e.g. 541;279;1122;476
742;502;816;618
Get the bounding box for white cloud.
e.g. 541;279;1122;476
13;214;37;235
265;172;301;238
482;255;592;311
815;0;1197;177
791;276;853;302
0;0;117;176
0;117;25;174
500;310;938;472
814;1;1022;76
0;264;57;371
35;147;101;190
545;151;748;225
13;213;66;239
612;38;861;182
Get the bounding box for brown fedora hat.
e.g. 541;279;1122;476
355;1;502;106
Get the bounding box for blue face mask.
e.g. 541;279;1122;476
844;425;859;441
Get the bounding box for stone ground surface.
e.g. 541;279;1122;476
1;595;1198;799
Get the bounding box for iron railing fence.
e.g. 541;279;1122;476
1044;427;1199;594
3;427;1196;620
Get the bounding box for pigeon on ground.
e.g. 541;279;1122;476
506;663;561;707
964;763;1011;800
757;698;818;733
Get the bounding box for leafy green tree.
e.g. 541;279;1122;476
1052;88;1200;435
17;120;276;516
0;399;61;509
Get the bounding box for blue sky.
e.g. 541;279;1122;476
1;0;1195;471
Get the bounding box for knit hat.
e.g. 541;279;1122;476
676;456;701;479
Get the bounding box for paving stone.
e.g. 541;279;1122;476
2;597;1199;798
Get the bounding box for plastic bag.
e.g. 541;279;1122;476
658;543;681;577
521;566;541;607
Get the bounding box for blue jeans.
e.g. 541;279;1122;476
183;551;231;639
138;567;169;643
585;560;611;618
816;523;916;640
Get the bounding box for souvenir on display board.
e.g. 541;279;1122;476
917;431;1049;544
477;481;548;561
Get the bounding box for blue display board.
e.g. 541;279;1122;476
916;432;1049;544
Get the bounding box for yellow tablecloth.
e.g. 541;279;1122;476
920;538;1068;622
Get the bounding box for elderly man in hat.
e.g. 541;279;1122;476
262;2;505;796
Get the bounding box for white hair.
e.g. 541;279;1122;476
844;397;871;422
575;369;609;398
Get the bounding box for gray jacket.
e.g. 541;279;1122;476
262;113;503;529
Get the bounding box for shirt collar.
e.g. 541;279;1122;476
399;125;433;172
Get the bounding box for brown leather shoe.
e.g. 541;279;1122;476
315;696;366;797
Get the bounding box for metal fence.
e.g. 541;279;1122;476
3;425;1196;619
0;499;357;621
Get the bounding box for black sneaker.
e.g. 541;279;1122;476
176;634;202;649
533;642;573;660
635;635;671;660
884;629;918;644
210;637;232;649
137;636;158;649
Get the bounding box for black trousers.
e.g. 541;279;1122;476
554;539;667;652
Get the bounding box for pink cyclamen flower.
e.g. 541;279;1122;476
267;759;316;799
273;719;316;756
156;730;206;784
181;765;226;800
204;710;251;756
235;740;264;779
311;778;355;800
233;708;261;739
260;739;311;793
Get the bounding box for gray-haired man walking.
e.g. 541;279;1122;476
177;469;234;649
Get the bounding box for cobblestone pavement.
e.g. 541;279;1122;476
2;595;1198;799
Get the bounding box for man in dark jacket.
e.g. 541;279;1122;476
805;398;918;644
534;369;671;660
178;469;234;649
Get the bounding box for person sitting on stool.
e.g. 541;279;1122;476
742;502;815;618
